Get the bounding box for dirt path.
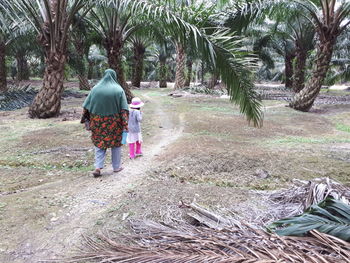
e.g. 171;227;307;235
9;93;183;262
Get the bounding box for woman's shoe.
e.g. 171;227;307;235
92;169;101;177
113;167;124;173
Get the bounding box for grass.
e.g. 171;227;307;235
194;105;238;113
190;130;239;141
336;123;350;133
0;155;92;172
142;91;164;97
270;136;350;144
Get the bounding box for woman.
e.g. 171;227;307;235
82;69;129;177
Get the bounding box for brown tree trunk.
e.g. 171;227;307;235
289;39;335;111
16;53;30;81
105;40;133;102
78;75;90;90
185;58;192;87
73;35;90;90
292;45;307;93
131;44;145;88
207;73;219;89
174;43;186;90
158;59;167;88
284;52;295;89
200;61;205;84
0;41;7;93
29;53;66;118
87;59;93;79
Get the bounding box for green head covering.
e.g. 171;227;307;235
83;69;128;116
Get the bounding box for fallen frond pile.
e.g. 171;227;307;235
61;178;350;263
261;177;350;223
66;201;350;263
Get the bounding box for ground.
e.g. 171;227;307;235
0;84;349;262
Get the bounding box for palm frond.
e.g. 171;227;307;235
269;198;350;242
129;0;263;126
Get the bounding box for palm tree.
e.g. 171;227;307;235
258;0;350;111
130;0;263;126
6;0;263;125
129;34;152;88
288;0;350;111
0;12;9;92
11;0;91;118
156;0;215;90
8;29;37;81
0;3;20;92
71;14;98;90
226;0;350;111
130;38;146;88
324;29;350;84
158;51;169;88
269;10;316;93
87;45;108;79
264;15;315;92
148;42;174;88
90;0;138;101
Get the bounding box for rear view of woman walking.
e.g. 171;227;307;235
82;69;129;177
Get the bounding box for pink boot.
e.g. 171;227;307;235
129;143;135;159
136;141;142;156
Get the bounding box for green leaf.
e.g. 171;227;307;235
269;198;350;241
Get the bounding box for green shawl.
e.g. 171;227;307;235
83;69;128;116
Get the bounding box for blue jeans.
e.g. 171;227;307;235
94;146;122;170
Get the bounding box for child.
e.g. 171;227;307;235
127;97;144;159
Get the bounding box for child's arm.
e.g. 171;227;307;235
136;110;142;122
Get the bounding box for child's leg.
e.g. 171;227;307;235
111;146;122;171
94;147;106;169
129;143;135;159
136;141;142;155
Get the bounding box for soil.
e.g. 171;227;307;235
0;84;350;262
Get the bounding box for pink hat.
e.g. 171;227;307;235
130;97;144;108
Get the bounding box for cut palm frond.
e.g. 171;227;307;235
269;198;350;242
66;202;350;263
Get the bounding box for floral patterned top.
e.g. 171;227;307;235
89;109;129;149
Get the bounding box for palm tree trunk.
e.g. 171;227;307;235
16;53;30;81
185;58;192;87
289;39;335;111
284;52;295;89
200;60;205;84
106;41;133;102
75;47;90;90
131;44;145;88
78;75;90;90
207;73;219;89
0;41;7;93
174;43;186;90
292;46;307;93
158;58;167;88
87;59;93;79
28;53;66;118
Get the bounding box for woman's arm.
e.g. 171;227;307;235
121;109;129;131
80;108;90;123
